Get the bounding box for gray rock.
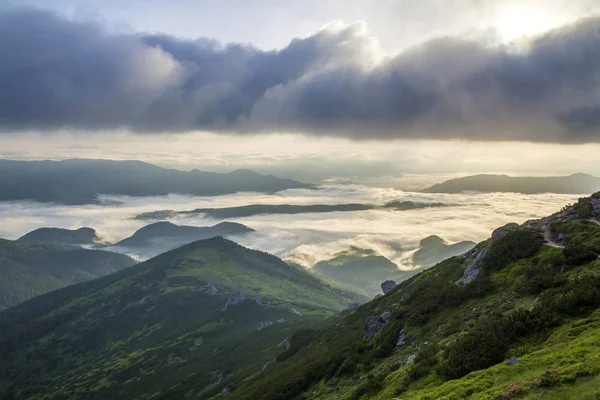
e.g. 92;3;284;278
278;338;291;351
380;304;398;323
217;371;225;384
221;386;231;397
507;357;520;366
396;329;406;346
363;315;386;339
456;246;488;285
222;290;245;311
406;354;416;364
255;296;263;305
491;223;520;241
261;360;275;372
277;318;285;324
258;321;273;331
205;282;219;296
381;280;397;294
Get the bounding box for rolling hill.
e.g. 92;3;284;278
0;159;311;204
0;237;366;400
0;239;135;310
423;173;600;194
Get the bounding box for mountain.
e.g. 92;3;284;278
111;221;254;258
313;248;410;298
0;237;367;400
423;173;600;194
0;239;135;310
0;159;311;204
18;227;102;246
229;192;600;399
412;235;476;268
135;201;452;221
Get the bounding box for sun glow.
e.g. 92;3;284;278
495;7;566;42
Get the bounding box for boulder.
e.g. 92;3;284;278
381;280;397;294
507;357;520;366
205;282;219;296
363;315;386;339
456;246;488;285
258;321;273;331
491;223;519;241
278;338;291;351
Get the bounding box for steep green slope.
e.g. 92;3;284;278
233;193;600;400
0;239;135;310
0;237;366;400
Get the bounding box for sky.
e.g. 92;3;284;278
1;0;600;180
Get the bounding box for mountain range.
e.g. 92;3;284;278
1;193;599;399
423;173;600;194
0;239;135;310
0;159;311;204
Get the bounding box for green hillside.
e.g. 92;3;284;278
231;193;600;400
0;239;135;310
0;237;366;400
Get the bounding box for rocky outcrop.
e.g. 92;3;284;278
363;316;387;339
222;290;245;311
456;246;488;285
396;329;406;346
381;280;397;294
258;321;273;331
278;338;291;352
491;223;520;241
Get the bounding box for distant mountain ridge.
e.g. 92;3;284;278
0;159;311;204
0;238;136;310
423;173;600;194
111;221;254;258
18;227;102;246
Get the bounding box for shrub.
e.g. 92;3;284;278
482;230;544;273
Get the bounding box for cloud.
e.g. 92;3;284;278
0;184;581;268
1;6;600;142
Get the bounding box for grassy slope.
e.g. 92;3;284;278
0;238;136;310
0;237;366;400
232;199;600;400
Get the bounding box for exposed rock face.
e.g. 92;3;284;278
258;321;273;331
491;223;520;241
278;338;291;352
381;280;397;294
255;296;263;305
396;329;406;346
205;282;219;296
406;354;416;364
222;290;245;311
380;304;398;323
363;316;387;339
221;386;231;397
456;247;488;285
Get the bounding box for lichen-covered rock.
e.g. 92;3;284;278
381;280;397;294
363;315;386;339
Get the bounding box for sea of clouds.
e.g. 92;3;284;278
0;184;580;269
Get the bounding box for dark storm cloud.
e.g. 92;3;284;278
1;6;600;142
